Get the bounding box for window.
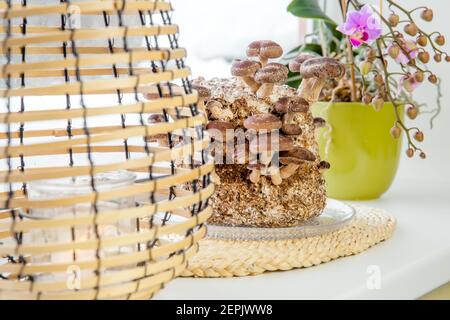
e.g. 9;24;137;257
172;0;303;78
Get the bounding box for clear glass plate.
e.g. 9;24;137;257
206;199;355;241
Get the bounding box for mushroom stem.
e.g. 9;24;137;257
256;83;274;98
296;77;326;104
242;76;261;93
259;56;268;67
259;151;274;165
249;169;261;184
271;170;282;185
280;163;300;179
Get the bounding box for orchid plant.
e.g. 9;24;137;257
286;0;448;159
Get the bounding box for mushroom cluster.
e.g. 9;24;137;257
231;40;288;98
144;43;343;189
202;44;343;186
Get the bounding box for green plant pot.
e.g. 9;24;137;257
312;101;404;200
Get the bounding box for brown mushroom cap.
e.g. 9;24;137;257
280;147;316;164
288;54;317;73
318;160;331;170
254;63;289;84
281;123;302;136
313;117;326;128
191;84;211;99
231;59;261;77
206;121;235;142
243;113;282;131
300;57;345;79
148;113;165;123
246;40;283;59
249;134;294;153
274;96;310;113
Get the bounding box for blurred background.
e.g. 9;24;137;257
173;0;450;184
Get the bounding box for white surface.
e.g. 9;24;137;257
156;175;450;300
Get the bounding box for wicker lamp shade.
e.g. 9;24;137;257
0;0;213;299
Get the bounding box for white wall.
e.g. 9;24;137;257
172;0;301;78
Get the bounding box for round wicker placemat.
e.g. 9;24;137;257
182;205;396;278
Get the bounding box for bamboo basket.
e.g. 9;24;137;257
0;0;213;300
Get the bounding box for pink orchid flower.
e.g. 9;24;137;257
337;4;382;47
399;75;421;94
388;39;418;64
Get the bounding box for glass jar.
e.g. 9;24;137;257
25;170;137;268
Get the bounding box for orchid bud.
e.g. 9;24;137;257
388;13;400;26
360;61;372;76
366;49;377;62
428;74;438;84
406;148;414;158
420;152;427;159
402;77;416;93
374;74;384;86
435;35;445;46
404;23;418;36
434;53;442;62
390;124;402;139
446;56;450;62
388;45;400;59
421;9;433;22
362;94;372;105
414;71;424;82
414;131;424;142
418;52;430;63
407;105;419;120
372;95;384;112
417;35;428;47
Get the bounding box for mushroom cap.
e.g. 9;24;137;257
243;113;282;131
148;113;165;124
288;54;317;73
279;147;316;164
281;123;302;136
206;121;235;141
300;57;345;79
249;134;294;153
246;40;283;59
231;59;261;77
318;160;331;170
313;117;326;128
191;84;211;99
254;63;289;84
274;96;310;113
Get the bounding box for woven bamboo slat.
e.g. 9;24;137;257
0;0;212;300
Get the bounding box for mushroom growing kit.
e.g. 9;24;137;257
187;41;344;227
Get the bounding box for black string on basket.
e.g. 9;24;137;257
67;0;102;299
2;1;29;279
144;8;177;228
18;0;27;195
59;0;78;264
60;0;75;168
102;6;130;160
138;11;159;236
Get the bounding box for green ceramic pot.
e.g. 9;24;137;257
312;102;404;200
